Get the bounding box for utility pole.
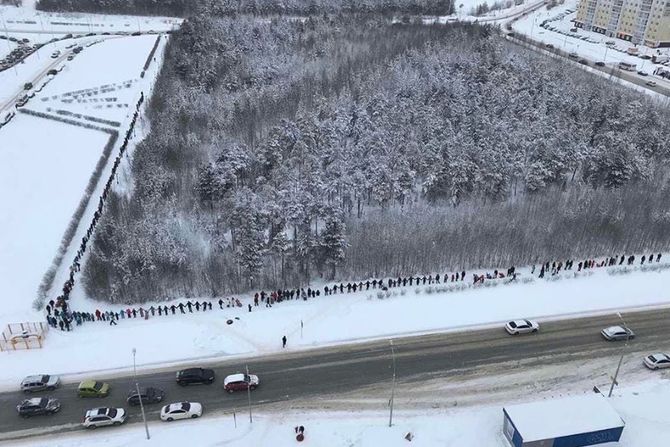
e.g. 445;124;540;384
608;313;630;398
246;364;253;424
132;348;151;440
388;339;396;428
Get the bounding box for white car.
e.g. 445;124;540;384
505;320;539;335
601;325;635;341
21;374;60;393
50;51;60;58
643;353;670;370
82;407;127;428
646;80;657;87
160;401;203;422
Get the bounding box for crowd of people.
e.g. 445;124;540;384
46;93;145;332
46;218;664;332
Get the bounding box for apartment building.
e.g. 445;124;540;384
574;0;670;47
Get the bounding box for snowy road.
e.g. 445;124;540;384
1;307;668;442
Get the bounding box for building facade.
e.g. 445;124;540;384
574;0;670;47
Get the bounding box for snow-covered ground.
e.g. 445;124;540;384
8;380;670;447
0;16;168;326
0;114;109;323
2;261;670;390
0;5;180;35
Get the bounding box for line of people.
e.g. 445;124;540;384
48;93;145;331
47;249;665;331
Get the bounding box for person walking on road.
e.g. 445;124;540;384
282;335;287;348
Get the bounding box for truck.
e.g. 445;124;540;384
652;54;669;64
618;61;636;71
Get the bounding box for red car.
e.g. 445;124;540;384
223;373;259;393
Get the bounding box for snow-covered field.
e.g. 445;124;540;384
0;114;109;323
8;380;670;447
3;261;670;390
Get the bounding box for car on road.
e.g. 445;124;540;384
176;367;215;386
568;52;579;59
82;407;127;428
21;375;60;393
601;325;635;341
504;320;539;335
643;353;670;370
78;380;110;397
73;46;83;54
67;55;75;61
595;61;606;67
127;387;165;406
16;397;61;417
646;80;657;87
578;59;588;65
50;51;60;59
637;70;649;76
223;373;260;393
545;43;554;49
160;401;203;421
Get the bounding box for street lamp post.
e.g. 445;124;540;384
246;364;253;424
388;339;396;428
608;313;630;398
132;348;151;440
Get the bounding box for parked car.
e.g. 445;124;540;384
545;43;554;49
16;95;29;107
639;54;651;60
160;401;203;421
67;55;75;61
568;52;579;59
78;380;110;398
175;368;215;386
504;320;539;335
82;407;127;428
601;326;635;341
595;61;606;67
643;353;670;370
21;375;60;393
637;70;649;76
578;59;588;65
126;387;165;406
47;69;58;76
646;80;657;87
17;397;61;417
50;50;60;59
23;82;32;90
131;31;142;36
223;373;260;393
72;46;83;54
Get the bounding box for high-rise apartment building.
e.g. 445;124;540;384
574;0;670;47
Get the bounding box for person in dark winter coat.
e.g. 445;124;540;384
282;335;287;348
171;305;176;315
195;302;201;311
641;255;646;265
248;304;252;312
658;253;662;262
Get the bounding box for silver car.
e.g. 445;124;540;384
20;375;61;393
643;353;670;370
601;326;635;341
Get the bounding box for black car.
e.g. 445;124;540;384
595;61;606;67
127;387;165;406
16;397;60;417
176;368;215;386
73;46;83;54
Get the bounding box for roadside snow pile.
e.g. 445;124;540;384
9;381;670;447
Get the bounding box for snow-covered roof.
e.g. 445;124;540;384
504;395;624;442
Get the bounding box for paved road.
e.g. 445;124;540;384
1;308;669;442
